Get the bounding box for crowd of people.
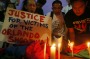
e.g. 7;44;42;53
0;0;90;59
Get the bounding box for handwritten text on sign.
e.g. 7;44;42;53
1;8;51;44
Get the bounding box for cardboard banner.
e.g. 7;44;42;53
1;8;52;44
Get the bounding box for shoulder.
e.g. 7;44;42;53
85;7;90;13
65;9;74;17
64;9;74;23
66;9;73;14
83;7;90;16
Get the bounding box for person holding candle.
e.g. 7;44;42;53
46;0;68;53
65;0;90;58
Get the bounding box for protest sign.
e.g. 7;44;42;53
1;8;52;45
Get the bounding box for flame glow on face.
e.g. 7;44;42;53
72;1;86;16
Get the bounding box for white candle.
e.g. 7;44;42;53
54;36;62;48
50;44;56;59
58;43;61;59
44;43;46;59
87;42;90;58
68;41;74;57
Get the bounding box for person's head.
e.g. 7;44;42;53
22;0;36;13
52;0;63;15
37;0;46;7
7;3;16;9
71;0;88;16
66;0;71;5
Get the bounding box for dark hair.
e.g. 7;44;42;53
37;0;46;7
70;0;88;5
7;3;16;9
52;0;62;6
22;0;28;11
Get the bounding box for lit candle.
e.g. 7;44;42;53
68;41;74;57
54;36;62;59
54;36;62;48
58;43;61;59
44;43;46;59
50;44;56;59
87;42;90;58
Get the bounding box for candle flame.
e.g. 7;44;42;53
68;40;70;43
50;43;56;59
87;42;90;48
68;41;74;50
52;44;56;47
70;42;74;47
58;43;61;48
68;40;74;57
87;42;90;58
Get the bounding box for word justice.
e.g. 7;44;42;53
8;9;45;23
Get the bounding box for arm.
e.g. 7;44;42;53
68;28;75;42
